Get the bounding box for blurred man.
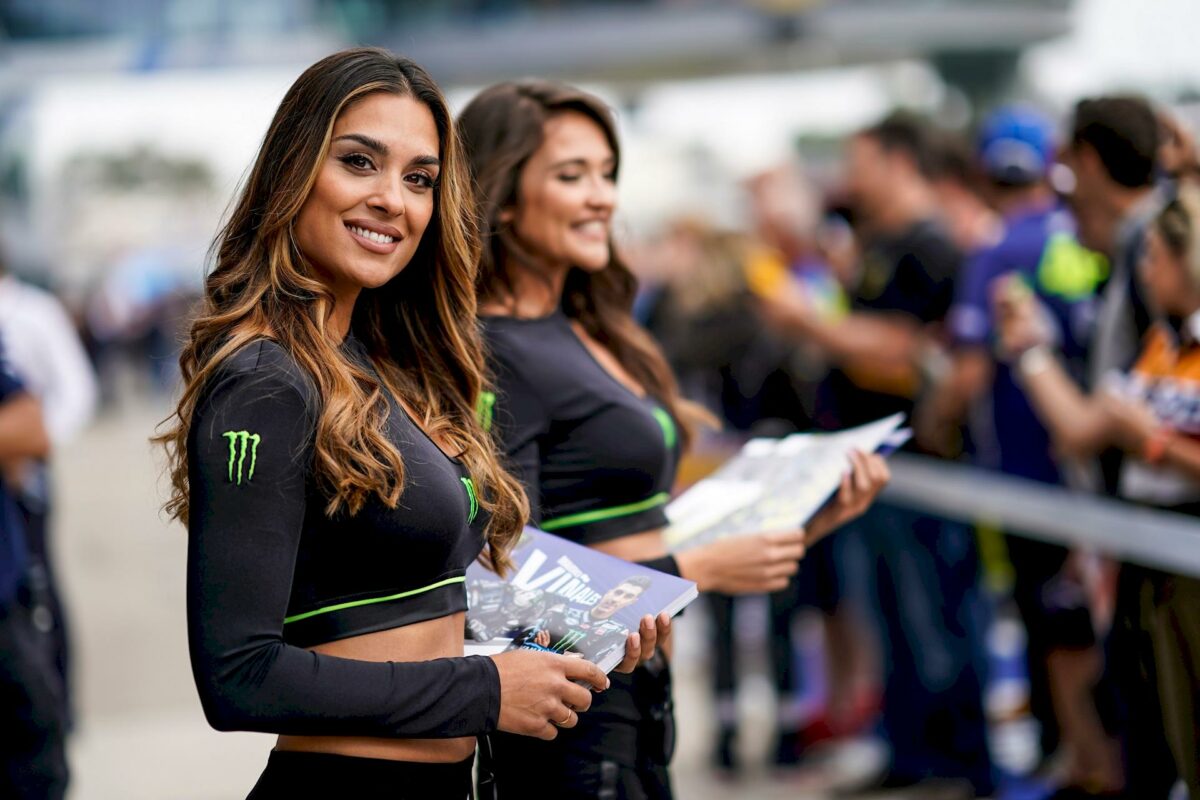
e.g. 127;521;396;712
761;113;994;798
1056;95;1177;800
920;106;1121;793
0;334;67;799
0;253;98;730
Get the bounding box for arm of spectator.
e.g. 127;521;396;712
994;277;1111;457
0;392;51;462
32;294;99;444
1099;391;1200;485
806;449;891;546
756;278;921;367
914;348;993;457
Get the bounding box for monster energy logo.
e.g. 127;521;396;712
461;477;479;523
222;430;261;485
552;630;586;652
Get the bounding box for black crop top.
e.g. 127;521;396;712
185;335;499;738
480;311;682;546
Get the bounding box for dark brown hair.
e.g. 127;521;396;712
155;48;528;572
459;79;712;447
1071;96;1159;189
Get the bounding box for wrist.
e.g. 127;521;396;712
674;548;712;593
1143;426;1174;465
1016;343;1055;378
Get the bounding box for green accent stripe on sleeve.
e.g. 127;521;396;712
652;407;677;449
540;492;670;532
282;576;467;625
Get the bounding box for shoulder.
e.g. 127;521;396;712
201;339;319;418
480;316;568;392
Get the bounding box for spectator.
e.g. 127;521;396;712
996;184;1200;800
0;251;99;730
761;112;995;797
0;334;66;799
919;105;1121;793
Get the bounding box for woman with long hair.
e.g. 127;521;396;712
155;50;610;799
459;80;890;799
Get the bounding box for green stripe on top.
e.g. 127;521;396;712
652;407;677;449
540;492;670;532
476;391;496;433
461;477;479;523
282;576;467;625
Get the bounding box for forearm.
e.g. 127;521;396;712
1160;435;1200;485
1017;348;1112;457
0;394;50;460
786;311;920;368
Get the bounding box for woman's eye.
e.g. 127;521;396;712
558;172;583;183
338;153;375;171
406;172;436;189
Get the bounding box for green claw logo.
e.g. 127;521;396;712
461;477;479;523
222;430;261;485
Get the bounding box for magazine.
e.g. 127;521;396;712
464;527;698;673
663;413;910;552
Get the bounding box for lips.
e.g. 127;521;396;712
571;219;609;241
344;220;403;254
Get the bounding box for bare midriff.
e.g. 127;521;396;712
590;528;674;659
275;611;476;763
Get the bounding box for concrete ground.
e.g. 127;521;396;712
55;398;894;799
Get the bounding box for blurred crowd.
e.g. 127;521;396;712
3;90;1200;799
630;96;1200;798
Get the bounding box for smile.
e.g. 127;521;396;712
345;222;403;255
347;224;397;244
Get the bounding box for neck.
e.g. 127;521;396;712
994;184;1054;216
494;255;571;318
873;178;936;234
328;288;360;342
1109;183;1154;224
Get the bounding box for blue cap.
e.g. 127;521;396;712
977;105;1056;185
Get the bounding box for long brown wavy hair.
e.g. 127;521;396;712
155;48;528;572
459;80;713;447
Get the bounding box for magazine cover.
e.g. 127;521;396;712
663;414;909;552
464;528;698;673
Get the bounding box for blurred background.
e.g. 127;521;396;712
2;1;1199;798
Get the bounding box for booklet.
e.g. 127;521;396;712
464;527;698;673
663;413;910;552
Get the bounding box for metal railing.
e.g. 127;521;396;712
883;454;1200;577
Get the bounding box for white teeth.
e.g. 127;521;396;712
349;225;396;244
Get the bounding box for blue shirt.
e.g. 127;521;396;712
0;337;29;606
948;203;1105;482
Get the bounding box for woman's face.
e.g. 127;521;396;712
295;92;440;304
1139;225;1189;315
510;111;616;273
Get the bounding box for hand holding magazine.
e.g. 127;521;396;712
664;413;910;552
465;528;698;674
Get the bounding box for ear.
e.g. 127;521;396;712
499;206;516;224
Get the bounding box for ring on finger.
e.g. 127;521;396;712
557;709;574;726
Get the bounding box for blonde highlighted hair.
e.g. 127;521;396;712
155;48;528;573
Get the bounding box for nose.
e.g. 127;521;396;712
367;171;406;218
587;173;616;212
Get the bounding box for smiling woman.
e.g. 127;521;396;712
152;49;612;800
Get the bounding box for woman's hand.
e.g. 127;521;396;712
490;649;609;740
807;450;891;546
676;529;806;595
612;612;672;674
1099;390;1161;457
993;273;1054;360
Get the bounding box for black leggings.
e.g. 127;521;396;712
246;750;473;799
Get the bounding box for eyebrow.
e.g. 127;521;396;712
333;134;441;170
549;156;616;170
334;133;389;156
